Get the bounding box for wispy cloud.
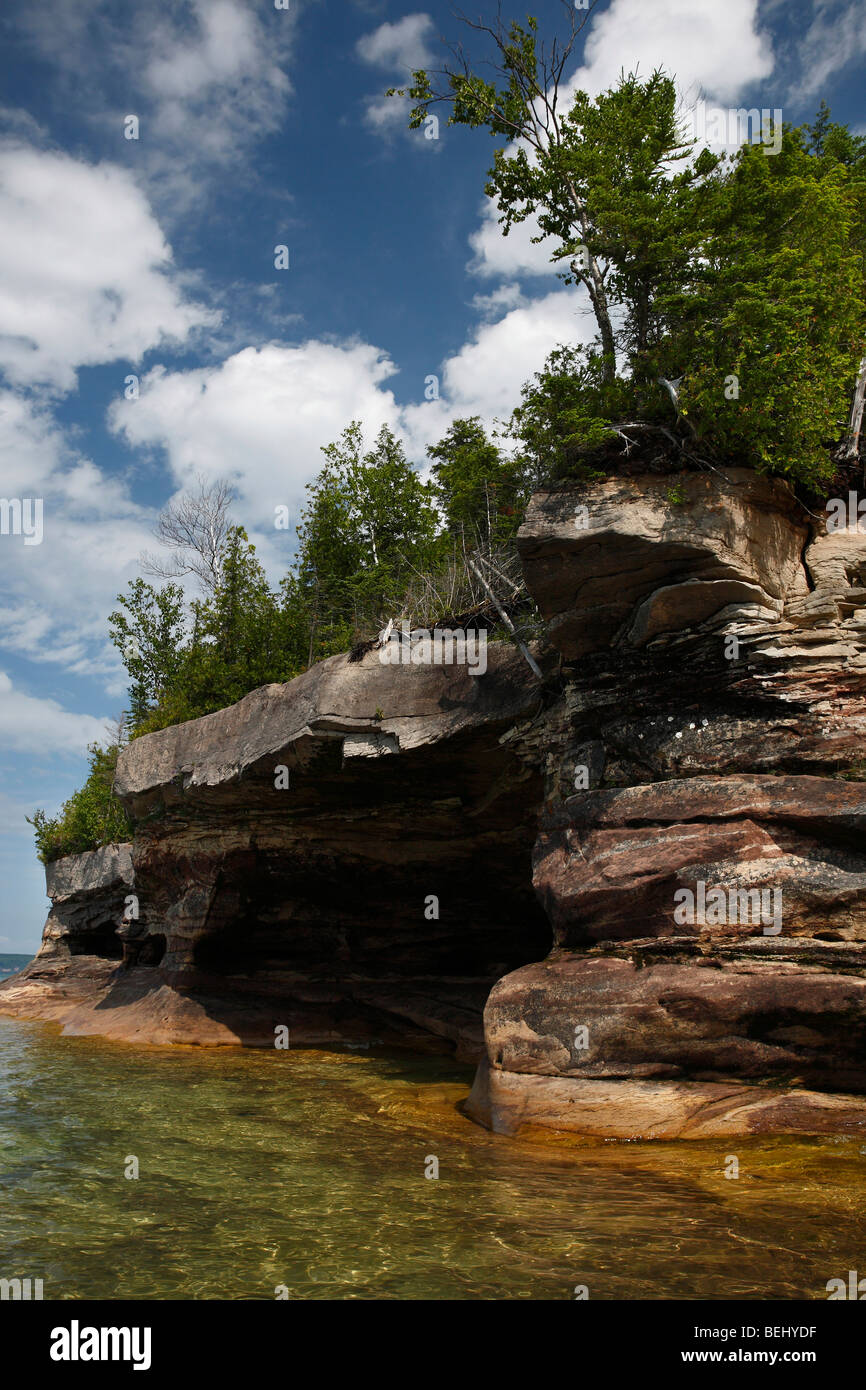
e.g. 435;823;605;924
356;12;438;137
7;0;297;211
793;0;866;98
0;673;109;754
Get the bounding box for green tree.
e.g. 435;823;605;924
394;9;866;487
187;527;294;711
510;344;630;481
28;743;132;863
392;15;715;383
108;580;187;727
662;128;866;485
131;528;307;733
296;422;440;646
427;417;529;546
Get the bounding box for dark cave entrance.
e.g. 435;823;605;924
190;849;551;984
68;923;123;960
137;933;166;966
158;726;553;1054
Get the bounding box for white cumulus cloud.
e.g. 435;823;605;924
107;340;404;561
573;0;774;105
402;287;592;456
0;143;216;392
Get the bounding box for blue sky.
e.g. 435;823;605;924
0;0;864;952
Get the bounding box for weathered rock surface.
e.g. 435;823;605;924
479;948;866;1091
534;776;866;944
517;468;809;660
0;842;168;1025
5;467;866;1142
466;1057;866;1139
1;644;549;1058
468;473;866;1138
27;843;133;964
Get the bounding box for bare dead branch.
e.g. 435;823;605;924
140;475;235;593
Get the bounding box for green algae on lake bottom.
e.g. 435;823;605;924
0;1014;864;1300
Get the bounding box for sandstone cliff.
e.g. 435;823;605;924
2;644;549;1055
4;467;866;1139
467;468;866;1137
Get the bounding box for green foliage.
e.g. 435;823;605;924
27;743;132;863
397;13;866;490
296;422;442;654
557;75;717;366
510;345;623;481
121;529;309;736
505;102;866;486
488;71;713;363
427;417;531;545
108;580;186;727
662;128;866;487
106;424;448;737
180;528;298;715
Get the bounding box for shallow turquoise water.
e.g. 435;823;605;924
1;1015;864;1300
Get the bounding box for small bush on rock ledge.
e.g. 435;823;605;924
28;743;132;864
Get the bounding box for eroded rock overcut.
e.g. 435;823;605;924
4;468;866;1140
2;644;549;1058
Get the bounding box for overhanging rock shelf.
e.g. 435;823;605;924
4;467;866;1139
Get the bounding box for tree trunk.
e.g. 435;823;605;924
570;257;616;383
564;174;616;384
593;291;617;383
840;353;866;462
307;577;319;670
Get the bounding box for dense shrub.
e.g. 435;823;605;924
28;744;132;864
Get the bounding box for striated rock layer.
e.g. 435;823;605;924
466;468;866;1137
4;465;866;1139
1;644;549;1059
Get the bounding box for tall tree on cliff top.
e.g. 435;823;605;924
296;421;441;646
388;8;716;386
392;10;866;486
658;125;866;486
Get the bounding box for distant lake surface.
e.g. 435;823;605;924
0;955;32;978
1;1014;865;1300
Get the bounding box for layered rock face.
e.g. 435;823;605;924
5;465;866;1140
467;468;866;1136
2;643;549;1055
42;844;135;961
0;843;147;1026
